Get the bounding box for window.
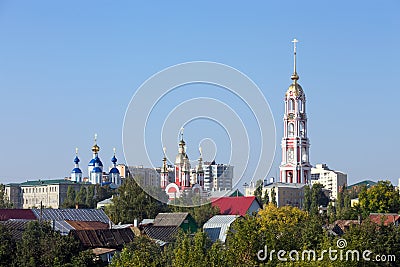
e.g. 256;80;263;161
288;123;294;136
289;99;295;111
300;122;305;137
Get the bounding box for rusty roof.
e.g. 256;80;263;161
66;220;109;230
70;228;135;249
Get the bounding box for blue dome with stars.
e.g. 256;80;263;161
74;156;80;164
88;156;103;167
92;167;102;173
109;167;120;174
111;155;117;164
71;168;82;174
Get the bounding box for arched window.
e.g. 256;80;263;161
289;99;295;111
299;99;303;113
288;123;294;136
300;122;305;137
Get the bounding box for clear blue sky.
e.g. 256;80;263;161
0;1;398;185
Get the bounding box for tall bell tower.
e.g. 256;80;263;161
279;39;312;184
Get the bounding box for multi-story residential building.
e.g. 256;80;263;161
311;163;347;200
5;179;82;209
129;166;160;188
204;162;233;191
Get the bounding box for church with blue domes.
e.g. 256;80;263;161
70;134;121;187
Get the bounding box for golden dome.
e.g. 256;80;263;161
92;144;100;153
286;82;304;97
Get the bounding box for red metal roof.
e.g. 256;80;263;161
211;196;260;216
0;209;36;221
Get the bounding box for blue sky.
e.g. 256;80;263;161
0;1;399;185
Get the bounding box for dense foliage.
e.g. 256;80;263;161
62;184;114;209
0;221;100;267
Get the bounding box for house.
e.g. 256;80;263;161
211;196;261;216
369;213;400;226
142;212;197;243
203;215;240;242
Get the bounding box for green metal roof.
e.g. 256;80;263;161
347;180;377;189
19;179;77;186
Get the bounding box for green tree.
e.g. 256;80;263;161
111;236;162;267
0;224;15;266
62;185;76;208
105;176;168;223
75;186;87;208
253;179;263;205
303;185;311;212
359;180;400;214
86;184;95;208
0;184;12;208
15;221;81;267
310;183;329;215
271;186;277;206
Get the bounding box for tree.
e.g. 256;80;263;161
105;176;168;223
85;184;95;208
75;186;87;208
62;185;76;208
303;185;311;212
359;180;400;214
271;186;277;206
15;221;82;267
253;179;263;205
310;183;329;215
111;236;162;267
0;224;15;266
0;184;12;208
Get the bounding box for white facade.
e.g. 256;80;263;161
311;163;347;200
245;182;305;208
5;180;82;209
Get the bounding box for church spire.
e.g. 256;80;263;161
291;38;299;82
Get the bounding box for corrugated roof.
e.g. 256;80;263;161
0;209;37;221
31;209;111;224
66;220;109;230
203;215;240;242
143;225;179;242
211;196;260;216
70;228;135;249
0;220;30;240
153;213;189;227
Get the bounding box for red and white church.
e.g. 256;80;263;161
279;39;312;184
161;130;205;199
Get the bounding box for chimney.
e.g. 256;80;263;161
134;219;138;227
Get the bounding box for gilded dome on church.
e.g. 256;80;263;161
286;82;304;97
